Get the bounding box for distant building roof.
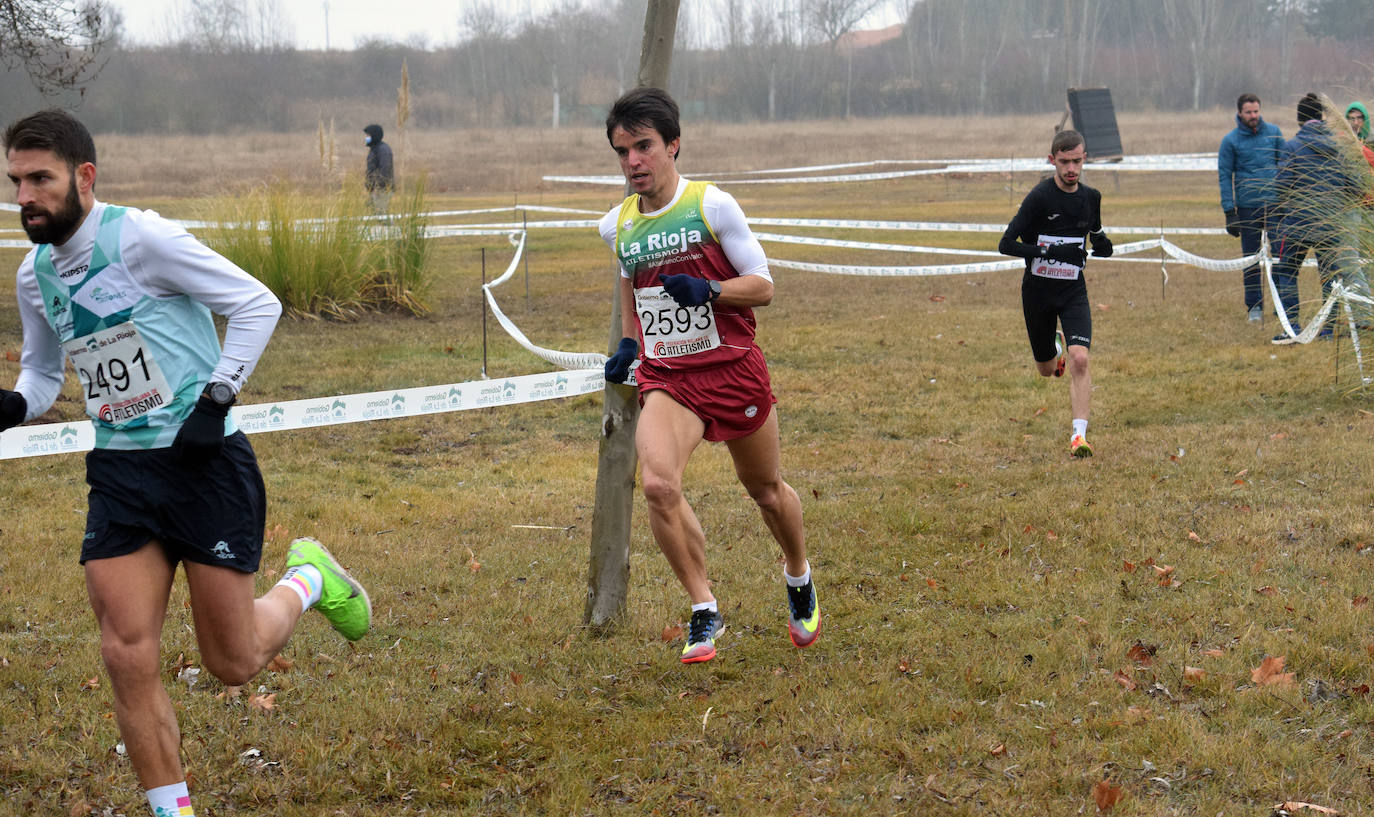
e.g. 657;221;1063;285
837;24;904;52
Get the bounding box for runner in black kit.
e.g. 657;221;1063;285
998;129;1113;457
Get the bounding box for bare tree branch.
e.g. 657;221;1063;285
0;0;110;96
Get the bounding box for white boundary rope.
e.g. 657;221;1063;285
0;368;605;460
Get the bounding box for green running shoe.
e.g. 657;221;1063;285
286;537;371;641
787;579;821;648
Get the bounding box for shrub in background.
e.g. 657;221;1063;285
205;177;431;319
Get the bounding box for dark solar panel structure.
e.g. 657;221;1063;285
1066;87;1123;162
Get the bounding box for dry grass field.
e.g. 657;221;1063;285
4;109;1374;816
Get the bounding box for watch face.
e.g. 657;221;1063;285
208;382;235;405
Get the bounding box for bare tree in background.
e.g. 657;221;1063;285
1161;0;1251;110
804;0;886;47
0;0;110;96
171;0;294;52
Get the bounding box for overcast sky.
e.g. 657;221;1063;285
113;0;905;51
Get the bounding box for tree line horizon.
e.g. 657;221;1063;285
2;0;1372;135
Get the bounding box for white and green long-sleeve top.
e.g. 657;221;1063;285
12;201;281;450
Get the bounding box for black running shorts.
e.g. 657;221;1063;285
81;432;266;572
1022;280;1093;363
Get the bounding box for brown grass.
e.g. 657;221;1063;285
90;109;1232;203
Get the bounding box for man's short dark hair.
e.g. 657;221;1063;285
1237;93;1260;111
3;109;96;169
1051;129;1084;155
606;87;681;160
1297;92;1324;124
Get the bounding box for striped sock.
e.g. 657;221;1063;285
277;564;323;611
146;781;194;816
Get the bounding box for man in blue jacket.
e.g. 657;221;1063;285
1218;93;1284;323
1271;93;1363;341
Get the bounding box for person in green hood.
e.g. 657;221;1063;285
1346;102;1372;148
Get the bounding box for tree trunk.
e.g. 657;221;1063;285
585;0;680;628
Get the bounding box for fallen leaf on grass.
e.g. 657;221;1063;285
509;672;524;686
80;677;100;691
988;742;1006;756
1203;648;1226;658
267;655;293;673
1113;670;1138;691
1096;302;1111;311
1271;432;1288;440
248;693;276;712
661;624;683;642
67;800;92;817
4;350;18;362
929;294;946;302
1275;802;1340;815
1034;406;1046;416
1122;560;1136;573
1093;779;1124;810
1251;655;1296;687
1255;585;1278;597
217;685;243;700
898;659;911;673
1126;642;1156;667
1353;596;1369;608
1187;530;1201;542
1183;666;1206;682
1125;705;1152;721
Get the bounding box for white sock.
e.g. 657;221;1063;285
691;600;718;614
146;781;193;816
277;564;323;611
1072;418;1088;440
784;562;812;587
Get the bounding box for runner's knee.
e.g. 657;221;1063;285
99;632;162;686
201;652;258;687
641;468;684;509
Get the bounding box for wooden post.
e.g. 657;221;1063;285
585;0;680;627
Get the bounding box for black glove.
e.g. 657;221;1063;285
0;389;26;432
171;394;230;464
604;337;638;384
1043;243;1087;267
658;273;712;307
1224;208;1240;238
1090;231;1113;258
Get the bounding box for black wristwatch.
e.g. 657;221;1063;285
708;280;722;302
203;381;236;409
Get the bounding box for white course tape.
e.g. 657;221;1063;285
0;368;606;460
748;217;1228;237
544;153;1218;187
480;231;608;371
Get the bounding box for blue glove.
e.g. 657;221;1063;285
605;337;638;384
658;273;712;307
0;389;26;432
171;394;230;464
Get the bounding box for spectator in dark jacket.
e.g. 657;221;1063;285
363;123;394;213
1271;93;1363;340
1218;93;1284;322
